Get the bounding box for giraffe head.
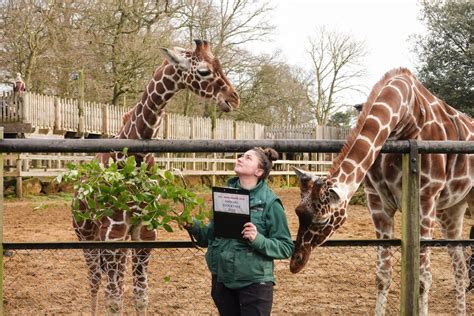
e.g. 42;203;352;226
289;167;348;273
159;39;240;112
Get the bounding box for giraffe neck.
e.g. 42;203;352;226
118;64;183;140
329;70;421;201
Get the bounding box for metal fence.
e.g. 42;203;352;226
1;132;473;314
3;242;473;314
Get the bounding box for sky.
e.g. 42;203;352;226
255;0;427;105
1;0;427;102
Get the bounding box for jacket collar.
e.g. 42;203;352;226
227;176;265;194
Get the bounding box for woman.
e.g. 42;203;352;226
186;147;294;316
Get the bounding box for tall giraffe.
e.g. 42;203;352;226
289;68;473;315
73;39;240;315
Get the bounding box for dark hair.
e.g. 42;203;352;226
252;147;279;180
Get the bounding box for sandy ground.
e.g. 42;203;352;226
3;187;474;315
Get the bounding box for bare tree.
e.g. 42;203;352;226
79;0;181;105
0;0;175;103
236;58;312;125
169;0;275;117
306;27;367;125
0;0;63;90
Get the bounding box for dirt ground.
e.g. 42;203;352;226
3;187;474;315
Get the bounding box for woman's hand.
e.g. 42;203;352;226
181;222;193;230
242;222;258;242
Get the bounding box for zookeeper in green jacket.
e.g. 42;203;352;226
186;147;294;316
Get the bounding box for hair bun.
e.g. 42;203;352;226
263;148;279;161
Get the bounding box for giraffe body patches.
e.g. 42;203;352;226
291;67;473;315
73;40;240;315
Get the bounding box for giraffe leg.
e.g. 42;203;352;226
418;244;432;316
437;202;469;316
83;248;102;316
102;248;129;315
131;225;157;315
375;244;392;316
132;248;152;315
467;225;474;292
73;215;102;316
418;199;437;316
366;186;395;316
466;189;474;291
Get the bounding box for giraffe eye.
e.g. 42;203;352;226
197;69;211;77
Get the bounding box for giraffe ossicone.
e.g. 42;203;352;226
290;67;473;315
73;39;240;315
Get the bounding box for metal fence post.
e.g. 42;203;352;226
400;139;420;315
0;126;4;315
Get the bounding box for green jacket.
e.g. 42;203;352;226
189;177;294;289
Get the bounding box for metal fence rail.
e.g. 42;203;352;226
0;138;473;154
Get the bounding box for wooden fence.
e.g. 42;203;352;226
1;91;351;141
0;92;266;139
3;153;331;178
1;92;351;197
266;123;350;140
161;113;265;140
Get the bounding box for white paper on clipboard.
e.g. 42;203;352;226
213;189;250;215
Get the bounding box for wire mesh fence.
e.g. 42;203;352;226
3;243;474;315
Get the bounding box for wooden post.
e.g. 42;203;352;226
211;114;217;187
0;126;4;316
16;155;22;199
400;140;420;316
190;117;195;171
20;92;28;123
102;104;109;136
78;69;85;137
54;97;61;132
233;121;238;161
163;114;170;170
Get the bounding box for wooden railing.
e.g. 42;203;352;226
3;153;331;177
21;92;131;135
0;92;266;139
3;152;332;198
0;92;23;123
266;123;350;140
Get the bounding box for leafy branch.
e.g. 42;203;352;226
56;150;208;232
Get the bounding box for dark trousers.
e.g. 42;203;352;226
211;275;273;316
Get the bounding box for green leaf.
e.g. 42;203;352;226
63;148;211;239
164;170;174;181
163;223;173;232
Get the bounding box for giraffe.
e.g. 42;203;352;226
289;68;473;315
73;39;240;315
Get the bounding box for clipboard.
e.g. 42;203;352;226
212;187;251;239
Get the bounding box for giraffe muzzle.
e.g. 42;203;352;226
218;100;233;112
290;246;311;273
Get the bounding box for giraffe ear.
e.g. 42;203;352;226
292;166;317;191
292;166;316;181
173;46;187;54
160;47;190;70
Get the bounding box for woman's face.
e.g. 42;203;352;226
234;150;263;178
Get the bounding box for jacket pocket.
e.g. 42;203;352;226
234;250;272;281
217;250;235;281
